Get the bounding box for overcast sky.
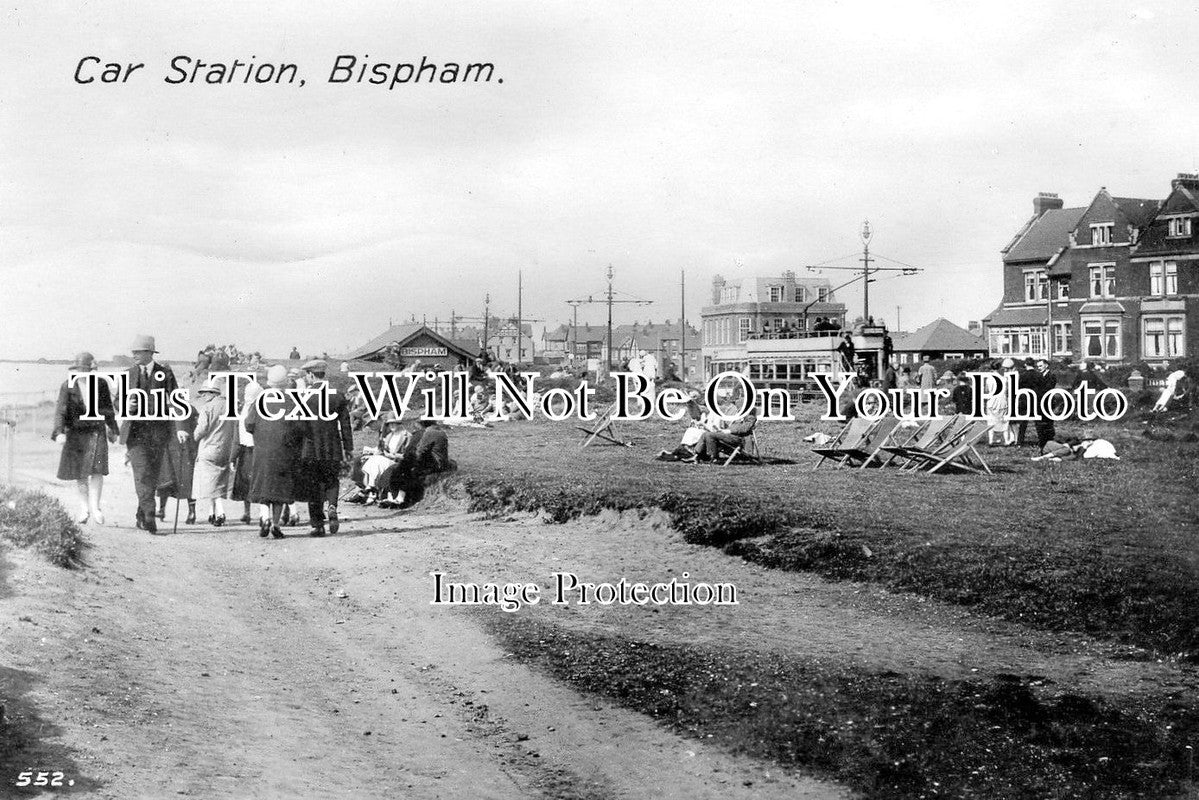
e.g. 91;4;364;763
2;1;1197;360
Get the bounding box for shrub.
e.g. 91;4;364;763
0;486;86;568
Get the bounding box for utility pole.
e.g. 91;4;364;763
517;270;523;362
896;305;901;333
680;270;687;380
806;221;921;325
565;264;652;372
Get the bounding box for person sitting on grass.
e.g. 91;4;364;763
389;420;456;508
347;415;411;505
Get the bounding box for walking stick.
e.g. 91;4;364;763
173;496;181;535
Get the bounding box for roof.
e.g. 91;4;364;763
892;318;987;353
342;324;475;361
1112;197;1160;229
545;321;702;349
1078;301;1126;315
982;305;1048;327
1002;207;1086;263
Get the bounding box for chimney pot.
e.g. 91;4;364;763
1033;192;1063;216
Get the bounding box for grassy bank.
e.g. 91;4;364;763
484;615;1199;799
0;485;86;568
419;406;1199;658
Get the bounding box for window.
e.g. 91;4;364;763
1057;280;1070;300
1168;217;1193;238
794;286;807;303
768;286;783;303
1052;321;1072;355
1024;270;1048;302
1090;223;1113;246
1149;261;1179;297
988;326;1046;357
1082;318;1121;359
1089;264;1115;298
1144;316;1185;358
738;317;750;342
817;288;830;303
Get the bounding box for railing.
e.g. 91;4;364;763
0;401;55;485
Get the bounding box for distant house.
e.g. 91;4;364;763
340;324;476;371
542;319;702;378
891;318;988;365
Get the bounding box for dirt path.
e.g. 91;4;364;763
4;431;1197;799
2;433;847;799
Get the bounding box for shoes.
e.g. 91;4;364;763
310;523;326;537
146;519;162;535
135;508;146;530
92;510;105;526
258;519;270;538
328;509;339;535
185;508;196;525
156;506;167;521
270;524;285;539
75;508;90;524
281;505;291;525
240;513;252;524
213;514;225;527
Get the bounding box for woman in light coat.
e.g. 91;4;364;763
191;379;239;526
52;352;119;524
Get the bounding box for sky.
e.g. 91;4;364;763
2;1;1198;361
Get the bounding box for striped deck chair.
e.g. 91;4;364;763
915;418;994;475
811;417;878;470
880;415;961;471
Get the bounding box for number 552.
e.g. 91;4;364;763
15;771;65;786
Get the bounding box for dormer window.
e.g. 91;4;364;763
1168;216;1193;238
768;286;783;302
794;286;807;303
1090;223;1113;246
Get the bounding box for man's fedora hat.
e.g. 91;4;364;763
130;334;158;353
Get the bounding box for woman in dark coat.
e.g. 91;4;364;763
244;365;304;539
52;352;119;524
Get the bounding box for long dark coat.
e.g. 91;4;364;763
244;394;304;504
157;405;198;498
295;388;353;503
53;376;119;480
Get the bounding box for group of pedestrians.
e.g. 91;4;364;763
52;335;357;538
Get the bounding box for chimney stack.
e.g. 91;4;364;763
1033;192;1063;216
1172;172;1199;192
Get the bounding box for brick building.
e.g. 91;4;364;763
984;175;1199;365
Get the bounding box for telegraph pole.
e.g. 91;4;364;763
517;270;523;362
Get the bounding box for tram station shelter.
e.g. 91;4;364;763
341;323;477;371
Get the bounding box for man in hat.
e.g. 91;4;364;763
296;360;353;536
120;335;187;535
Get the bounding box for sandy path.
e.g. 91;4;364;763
1;433;847;799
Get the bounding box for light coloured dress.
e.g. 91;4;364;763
192;395;239;500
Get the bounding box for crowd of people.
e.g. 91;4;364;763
51;335;455;538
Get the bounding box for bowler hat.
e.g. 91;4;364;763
130;334;157;353
69;352;97;371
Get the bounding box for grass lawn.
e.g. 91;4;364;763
386;400;1199;657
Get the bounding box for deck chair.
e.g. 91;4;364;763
880;415;960;470
811;417;878;470
831;417;899;469
855;418;920;469
911;419;993;475
577;401;634;448
722;429;763;466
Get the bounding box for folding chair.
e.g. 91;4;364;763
832;417;900;469
811;417;877;470
722;429;763;466
577;401;634;448
855;418;921;469
880;415;960;471
912;419;993;475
